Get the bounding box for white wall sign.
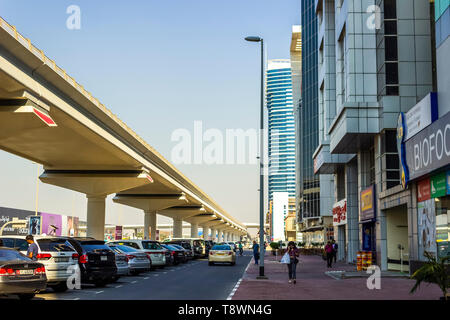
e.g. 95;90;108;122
405;93;438;140
272;192;288;242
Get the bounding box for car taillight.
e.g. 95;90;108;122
228;252;233;255
72;253;79;260
170;251;174;256
124;256;129;262
209;251;215;255
34;266;46;275
0;268;14;275
36;253;52;260
126;254;136;260
79;254;88;264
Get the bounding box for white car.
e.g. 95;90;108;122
0;235;78;292
107;240;166;268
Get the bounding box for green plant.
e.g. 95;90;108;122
297;242;306;247
410;251;449;299
269;242;280;250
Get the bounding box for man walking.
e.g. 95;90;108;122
324;241;333;268
26;235;38;261
332;240;338;263
252;240;260;265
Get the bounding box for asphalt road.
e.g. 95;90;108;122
28;251;253;300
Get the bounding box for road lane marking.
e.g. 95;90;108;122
131;281;137;284
95;291;104;294
115;285;123;288
227;257;252;300
144;277;149;279
153;274;159;277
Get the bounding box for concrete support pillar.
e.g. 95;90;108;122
211;228;217;241
86;194;106;240
190;223;198;238
173;217;183;238
202;226;210;240
345;159;359;263
218;230;223;242
144;210;157;240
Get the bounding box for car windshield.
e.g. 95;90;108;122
193;240;204;247
116;245;139;253
171;244;183;250
141;241;162;250
37;239;76;252
0;249;31;262
212;245;231;250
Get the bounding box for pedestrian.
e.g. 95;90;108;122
252;240;260;265
286;241;300;284
0;239;3;247
332;240;338;263
238;242;243;256
26;235;38;261
324;241;333;268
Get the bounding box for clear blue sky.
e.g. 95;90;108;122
0;0;301;227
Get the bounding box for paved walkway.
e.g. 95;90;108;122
232;253;443;300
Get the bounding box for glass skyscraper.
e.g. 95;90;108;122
300;0;320;219
266;59;296;203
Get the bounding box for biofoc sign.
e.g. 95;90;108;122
360;185;376;221
405;110;450;181
332;199;347;226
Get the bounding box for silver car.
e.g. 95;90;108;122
108;240;166;268
108;244;150;275
0;235;78;292
106;245;130;280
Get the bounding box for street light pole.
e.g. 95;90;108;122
245;36;267;279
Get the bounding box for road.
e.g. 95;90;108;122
29;252;252;300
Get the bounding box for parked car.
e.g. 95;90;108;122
168;244;190;263
166;241;193;260
208;244;236;266
107;240;166;268
106;244;151;275
166;238;206;258
0;235;78;292
61;237;117;287
106;245;130;280
160;244;186;265
0;247;47;300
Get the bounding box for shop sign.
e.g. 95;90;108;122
314;150;324;174
404;93;438;140
405;107;450;181
332;199;347;226
417;178;431;202
115;226;123;240
431;172;446;198
360;185;376;221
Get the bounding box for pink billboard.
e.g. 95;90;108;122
40;212;62;236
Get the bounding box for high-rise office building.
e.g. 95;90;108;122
266;59;296;241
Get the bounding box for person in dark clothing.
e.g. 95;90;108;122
324;241;333;268
332;240;338;263
252;240;260;265
286;241;300;284
26;235;38;261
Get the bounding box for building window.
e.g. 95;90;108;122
381;130;400;190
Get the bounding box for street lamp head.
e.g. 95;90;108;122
245;36;262;42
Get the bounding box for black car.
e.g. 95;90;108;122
0;247;47;300
62;237;117;287
160;244;185;265
167;241;193;260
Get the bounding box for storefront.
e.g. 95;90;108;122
332;199;347;261
396;93;450;271
360;185;377;259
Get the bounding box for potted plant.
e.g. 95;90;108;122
269;242;279;255
410;251;449;300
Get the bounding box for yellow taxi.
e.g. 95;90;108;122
208;244;236;266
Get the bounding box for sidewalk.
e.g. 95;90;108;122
232;253;443;300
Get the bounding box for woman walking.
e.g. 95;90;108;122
325;241;334;268
286;241;300;284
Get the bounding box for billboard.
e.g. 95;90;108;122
360;185;376;221
272;192;288;242
332;199;347;226
28;216;42;235
0;207;32;236
66;216;79;237
40;212;62;236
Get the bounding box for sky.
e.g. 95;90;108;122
0;0;301;228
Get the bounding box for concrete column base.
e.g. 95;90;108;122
144;210;157;240
86;194;106;240
190;223;198;238
173;217;183;238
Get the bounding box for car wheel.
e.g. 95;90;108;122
51;282;69;292
18;293;35;300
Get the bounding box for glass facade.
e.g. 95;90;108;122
300;0;320;219
266;60;296;202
